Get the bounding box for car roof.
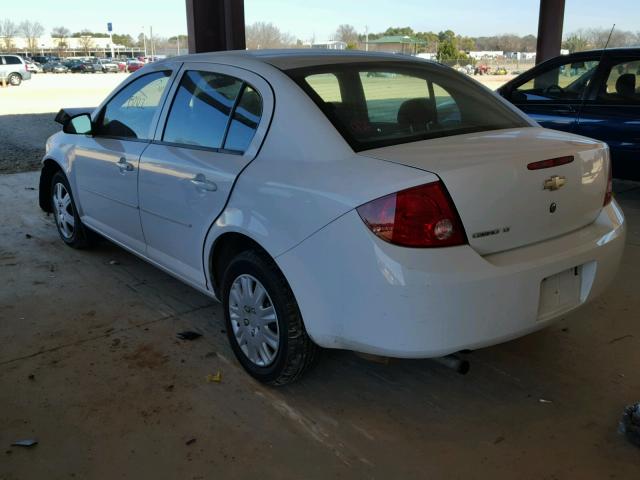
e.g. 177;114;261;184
158;49;430;70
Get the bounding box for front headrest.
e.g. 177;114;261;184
616;74;636;97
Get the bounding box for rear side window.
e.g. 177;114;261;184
96;71;171;140
598;60;640;103
163;70;262;152
225;85;263;152
4;56;22;65
289;63;526;151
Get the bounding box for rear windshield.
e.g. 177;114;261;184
287;61;528;151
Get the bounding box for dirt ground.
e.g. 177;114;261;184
0;72;514;174
1;173;639;479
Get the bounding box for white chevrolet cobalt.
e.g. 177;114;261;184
40;50;625;384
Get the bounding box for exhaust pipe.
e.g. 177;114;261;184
433;354;470;375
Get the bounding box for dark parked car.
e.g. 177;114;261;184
499;48;640;180
66;60;96;73
43;62;69;73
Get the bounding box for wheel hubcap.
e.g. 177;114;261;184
229;274;279;367
52;182;75;239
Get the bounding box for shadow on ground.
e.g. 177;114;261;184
0;113;59;174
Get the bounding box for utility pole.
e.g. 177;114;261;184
365;25;369;51
142;26;147;58
149;26;154;60
177;36;181;56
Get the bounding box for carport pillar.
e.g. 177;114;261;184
185;0;246;53
535;0;565;64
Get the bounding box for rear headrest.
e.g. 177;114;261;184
397;98;435;131
240;89;262;116
616;74;636;97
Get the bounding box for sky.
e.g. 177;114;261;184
2;0;638;41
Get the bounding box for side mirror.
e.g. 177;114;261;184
63;113;93;135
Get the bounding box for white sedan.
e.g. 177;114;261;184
39;50;626;384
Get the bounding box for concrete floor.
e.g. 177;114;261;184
1;171;639;479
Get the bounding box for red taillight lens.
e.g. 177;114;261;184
604;159;613;206
527;156;574;170
356;181;467;248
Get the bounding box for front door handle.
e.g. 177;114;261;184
190;173;217;192
117;157;134;172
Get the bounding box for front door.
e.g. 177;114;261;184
138;64;272;286
505;57;600;134
73;69;173;252
576;56;640;180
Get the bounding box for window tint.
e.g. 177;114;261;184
4;56;22;65
514;60;599;102
96;71;171;139
306;73;341;102
224;85;263;152
163;70;243;149
291;64;522;150
598;60;640;103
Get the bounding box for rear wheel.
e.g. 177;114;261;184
222;250;318;385
8;73;21;86
51;171;93;248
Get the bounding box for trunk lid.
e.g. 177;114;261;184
362;127;609;255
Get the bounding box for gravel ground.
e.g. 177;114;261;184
0;71;514;174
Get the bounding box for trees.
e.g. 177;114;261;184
112;34;135;47
51;26;71;56
245;22;295;49
334;24;358;48
77;30;95;55
0;19;20;51
19;20;45;52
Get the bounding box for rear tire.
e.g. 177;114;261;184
51;171;94;249
8;73;21;86
222;250;319;385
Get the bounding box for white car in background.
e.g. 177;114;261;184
39;50;625;385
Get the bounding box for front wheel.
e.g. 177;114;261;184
51;171;93;248
222;250;318;385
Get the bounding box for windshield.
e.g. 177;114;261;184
286;61;528;151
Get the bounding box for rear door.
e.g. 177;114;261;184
138;63;273;285
503;55;600;133
73;68;175;253
576;54;640;180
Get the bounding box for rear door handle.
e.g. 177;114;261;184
190;173;217;192
117;157;134;172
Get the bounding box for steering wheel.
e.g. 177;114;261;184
543;84;565;96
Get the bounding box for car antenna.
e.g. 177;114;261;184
576;24;615;119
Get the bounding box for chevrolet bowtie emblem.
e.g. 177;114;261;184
543;175;566;191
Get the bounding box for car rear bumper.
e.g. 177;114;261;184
22;71;32;80
276;200;626;358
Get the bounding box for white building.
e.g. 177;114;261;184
310;40;347;50
468;50;504;59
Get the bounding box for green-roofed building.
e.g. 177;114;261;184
365;35;427;55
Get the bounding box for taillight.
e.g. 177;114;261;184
356;181;467;248
604;158;613;206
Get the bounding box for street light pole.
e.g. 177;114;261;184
142;26;147;58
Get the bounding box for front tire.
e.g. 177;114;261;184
51;171;93;249
222;250;318;385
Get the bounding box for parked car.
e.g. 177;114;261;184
66;60;96;73
96;58;120;73
0;54;32;85
498;48;640;180
42;62;69;74
126;60;144;73
25;60;43;74
40;50;625;384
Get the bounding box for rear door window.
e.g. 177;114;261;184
598;59;640;104
4;56;22;65
163;70;243;149
163;70;262;152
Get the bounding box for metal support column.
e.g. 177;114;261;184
185;0;246;53
535;0;565;64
